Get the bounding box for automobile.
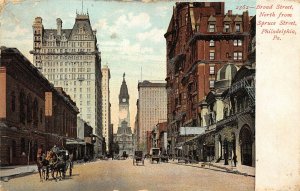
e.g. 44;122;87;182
150;148;160;164
133;151;144;166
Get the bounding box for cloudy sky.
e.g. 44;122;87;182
0;0;255;132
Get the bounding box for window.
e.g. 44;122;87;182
235;24;241;32
209;50;215;60
238;39;242;46
209;66;215;75
224;24;230;32
234;40;242;46
26;95;32;123
234;52;243;60
40;108;43;123
11;91;16;112
195;24;200;32
21;138;25;155
209;40;215;47
209;24;215;32
33;98;38;126
209;80;215;88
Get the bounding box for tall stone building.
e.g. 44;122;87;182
101;64;111;153
31;13;103;155
137;81;167;151
164;2;250;156
114;74;133;156
118;73;130;127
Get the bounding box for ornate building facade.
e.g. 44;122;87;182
164;2;251;157
31;13;103;155
114;74;133;156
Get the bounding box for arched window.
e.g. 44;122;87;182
33;98;38;126
27;94;32;123
19;91;26;124
239;125;253;166
11;91;16;112
20;138;26;155
39;108;43;124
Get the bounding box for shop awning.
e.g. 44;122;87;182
66;139;86;145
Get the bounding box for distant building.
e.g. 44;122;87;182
137;81;167;152
114;74;133;156
151;122;168;153
101;64;111;154
118;73;130;126
0;47;78;165
31;13;103;155
76;117;94;160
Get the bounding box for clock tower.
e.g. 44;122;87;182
118;73;130;127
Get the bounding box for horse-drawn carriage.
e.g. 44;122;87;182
133;151;144;166
37;149;73;182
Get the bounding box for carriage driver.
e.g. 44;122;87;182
51;144;60;154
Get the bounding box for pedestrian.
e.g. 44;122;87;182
233;154;237;167
224;151;229;165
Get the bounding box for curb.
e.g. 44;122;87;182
0;170;37;182
170;161;255;177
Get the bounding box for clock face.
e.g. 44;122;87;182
122;98;126;102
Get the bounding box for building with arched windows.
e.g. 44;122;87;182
0;47;78;165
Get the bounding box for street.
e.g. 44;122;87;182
1;159;254;191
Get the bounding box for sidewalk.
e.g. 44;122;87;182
0;165;37;181
0;159;104;181
170;160;255;177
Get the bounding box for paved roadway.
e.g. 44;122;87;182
0;159;254;191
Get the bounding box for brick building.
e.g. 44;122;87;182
45;87;79;152
0;47;78;165
164;2;251;157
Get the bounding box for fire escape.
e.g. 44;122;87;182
217;75;255;127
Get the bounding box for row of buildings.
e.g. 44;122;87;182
162;2;255;167
133;3;255;168
0;12;114;165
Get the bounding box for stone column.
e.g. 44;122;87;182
215;95;224;122
200;101;209;126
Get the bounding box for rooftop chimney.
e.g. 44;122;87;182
56;18;62;36
228;10;232;15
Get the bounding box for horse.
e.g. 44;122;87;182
36;154;49;182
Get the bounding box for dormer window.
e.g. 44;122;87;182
235;23;241;32
195;24;200;32
208;15;216;32
208;23;215;32
224;23;230;32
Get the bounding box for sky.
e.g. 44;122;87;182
0;0;256;132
